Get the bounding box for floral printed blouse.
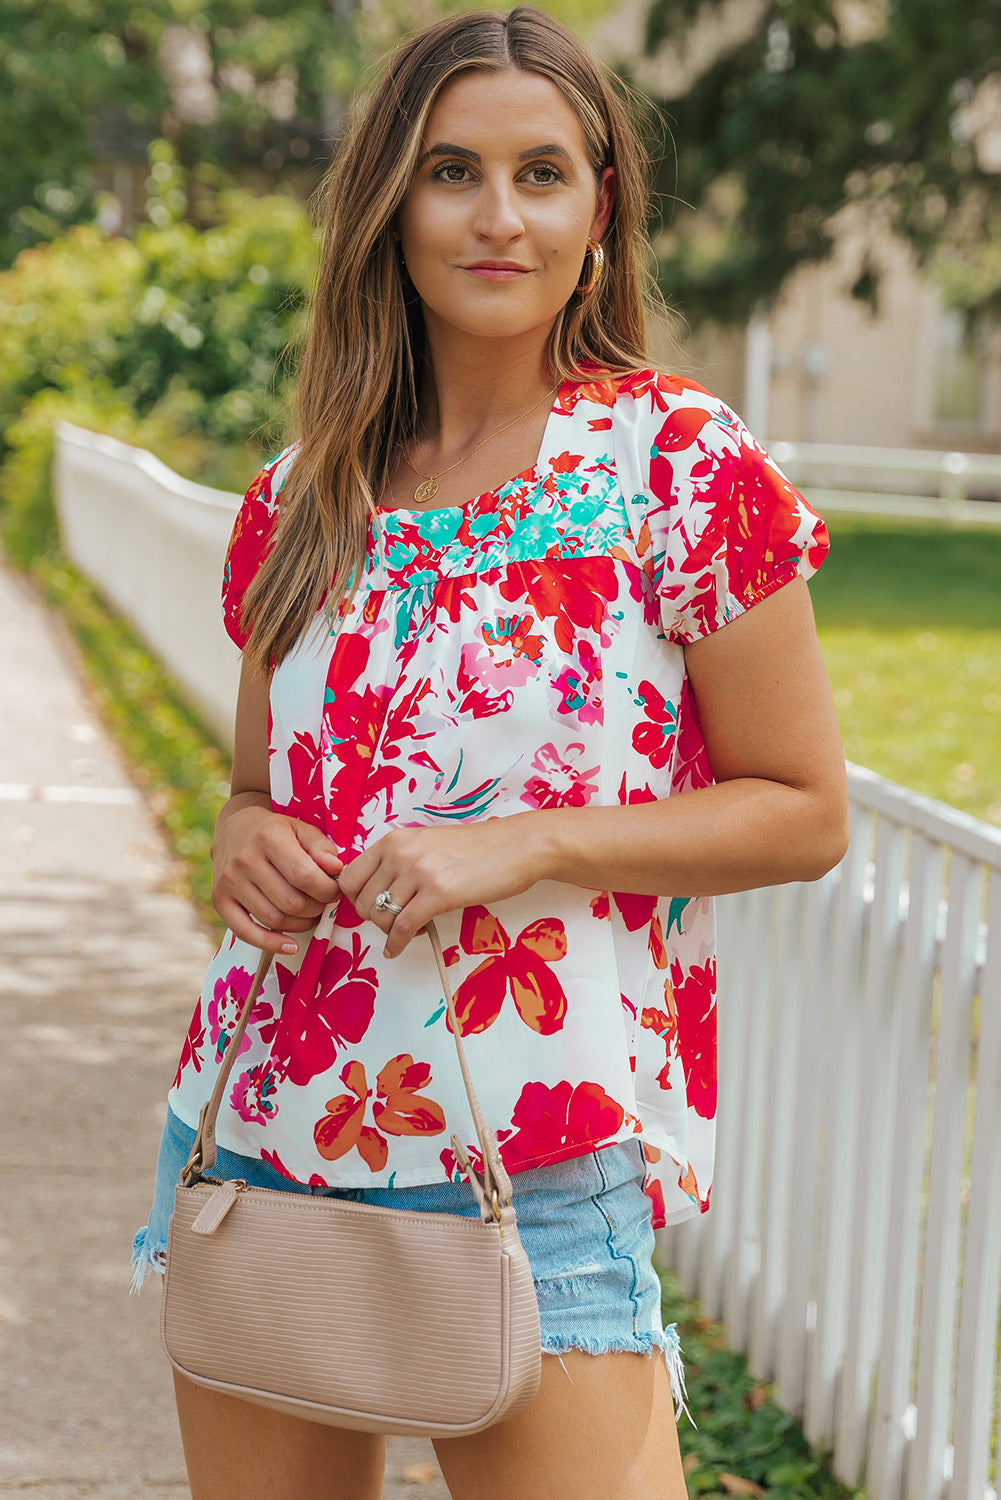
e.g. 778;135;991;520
168;366;829;1228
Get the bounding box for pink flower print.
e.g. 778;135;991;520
452;643;516;715
521;741;599;810
552;640;603;724
230;1060;280;1125
465;612;545;688
269;930;378;1088
632;680;677;769
463;640;536;690
207;966;275;1064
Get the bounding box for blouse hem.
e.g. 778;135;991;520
165;1093;684;1193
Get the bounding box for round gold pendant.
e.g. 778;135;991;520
413;477;438;503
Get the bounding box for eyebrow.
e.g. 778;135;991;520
416;141;574;168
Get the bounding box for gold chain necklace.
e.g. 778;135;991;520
401;383;561;504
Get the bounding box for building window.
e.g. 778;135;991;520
932;309;986;427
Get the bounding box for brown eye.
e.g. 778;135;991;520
523;164;564;186
431;161;471;183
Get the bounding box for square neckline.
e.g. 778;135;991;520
372;376;578;526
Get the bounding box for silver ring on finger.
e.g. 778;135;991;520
374;889;404;916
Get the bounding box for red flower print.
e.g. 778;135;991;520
439;1127;514;1184
500;1079;625;1170
648;912;668;969
452;644;514;719
321;631;404;843
269;931;377;1087
641;983;678;1089
258;1147;330;1188
670;958;717;1118
481;612;545;666
672;678;713;793
260;1147;298;1181
277;730;325;825
434;577;479;624
313;1054;446;1172
378;675;436;764
520;741;599;810
632;680;677;769
647;407;713;506
644;1173;666;1230
499;558;618;654
172;999;206;1089
551;449;585;475
449;906;569;1037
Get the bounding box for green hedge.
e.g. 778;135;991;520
0;140;315;565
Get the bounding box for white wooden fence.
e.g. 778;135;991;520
660;764;1001;1500
769;440;1001;524
53;421;242;746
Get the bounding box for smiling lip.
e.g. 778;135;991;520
462;261;531;278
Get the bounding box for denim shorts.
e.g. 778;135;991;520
132;1105;690;1424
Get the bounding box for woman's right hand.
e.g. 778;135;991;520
211;793;344;955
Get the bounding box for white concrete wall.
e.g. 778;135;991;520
53;422;242;749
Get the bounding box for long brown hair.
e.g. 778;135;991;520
242;5;671;674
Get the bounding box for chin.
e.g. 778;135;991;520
422;293;565;341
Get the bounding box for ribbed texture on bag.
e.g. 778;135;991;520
162;1183;542;1436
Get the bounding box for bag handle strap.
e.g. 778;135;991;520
180;918;514;1222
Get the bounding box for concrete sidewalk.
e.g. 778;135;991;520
0;563;449;1498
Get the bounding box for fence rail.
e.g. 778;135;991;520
769;440;1001;523
53;420;241;747
659;763;1001;1500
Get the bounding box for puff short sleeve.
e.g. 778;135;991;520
221;443;299;650
614;375;829;644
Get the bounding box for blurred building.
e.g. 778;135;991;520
596;0;1001;451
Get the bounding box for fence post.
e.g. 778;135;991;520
940;451;970;515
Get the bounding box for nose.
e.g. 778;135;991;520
472;173;526;245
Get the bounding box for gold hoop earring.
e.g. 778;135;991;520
576;238;605;296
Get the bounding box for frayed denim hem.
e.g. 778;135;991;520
541;1320;694;1428
130;1226;166;1296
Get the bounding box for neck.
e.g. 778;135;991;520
415;319;558;454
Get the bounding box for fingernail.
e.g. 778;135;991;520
281;941;298;955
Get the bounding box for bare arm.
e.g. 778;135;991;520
211;659;343;954
529;574;849;895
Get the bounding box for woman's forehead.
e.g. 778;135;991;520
422;68;589;155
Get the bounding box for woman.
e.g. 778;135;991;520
133;7;848;1497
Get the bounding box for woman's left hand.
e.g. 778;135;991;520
336;816;545;958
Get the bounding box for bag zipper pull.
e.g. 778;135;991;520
190;1178;247;1236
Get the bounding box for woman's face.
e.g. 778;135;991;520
395;67;615;346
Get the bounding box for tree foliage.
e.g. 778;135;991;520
0;0;617;271
630;0;1001;325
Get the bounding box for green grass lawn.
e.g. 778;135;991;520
809;514;1001;826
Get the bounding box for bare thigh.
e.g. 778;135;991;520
433;1350;689;1500
172;1370;386;1500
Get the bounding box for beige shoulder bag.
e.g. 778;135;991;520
161;919;542;1435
